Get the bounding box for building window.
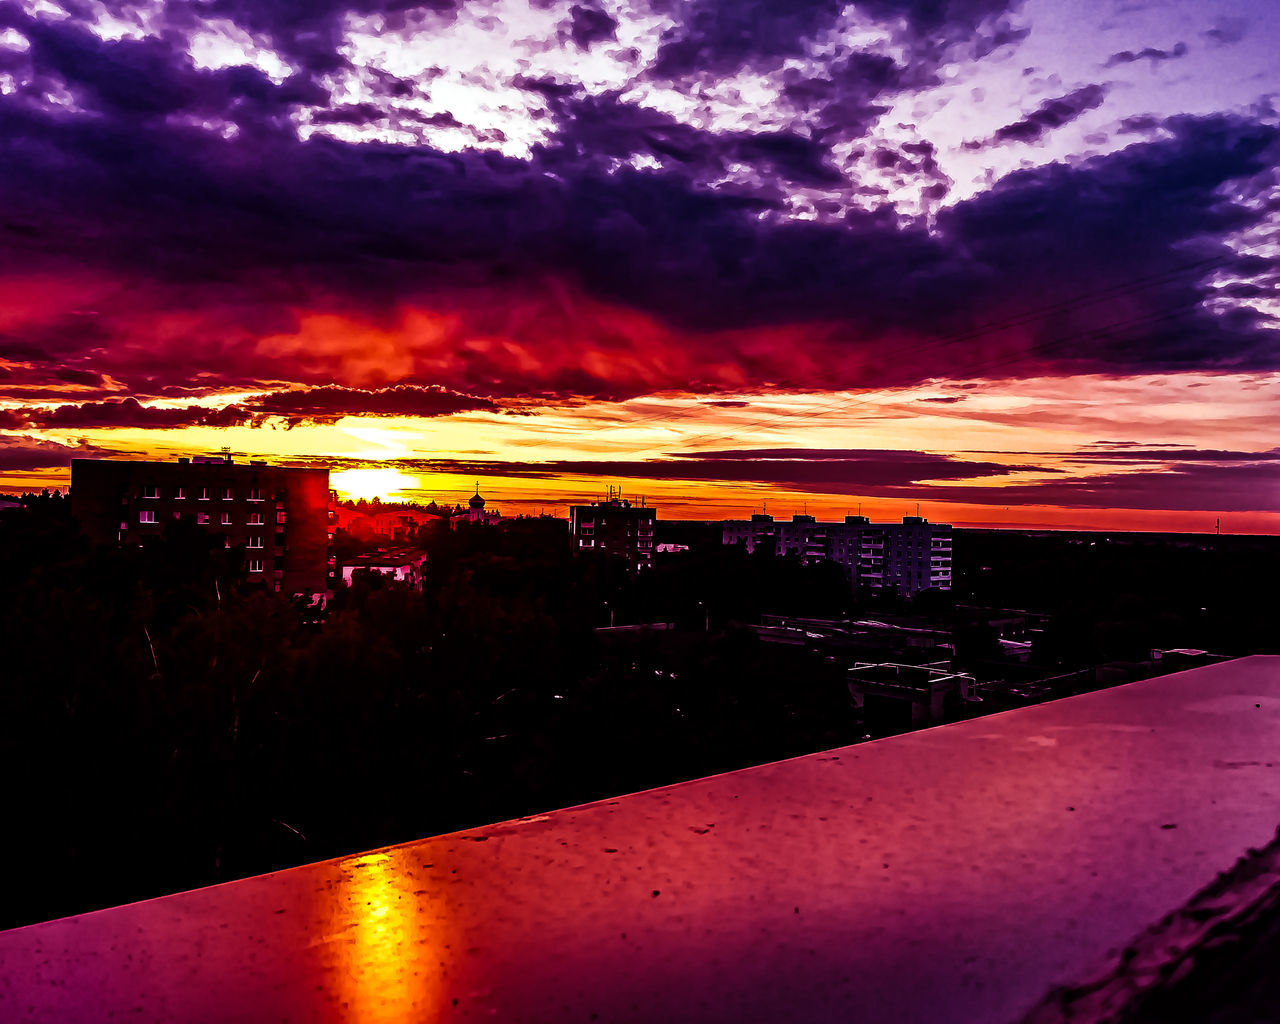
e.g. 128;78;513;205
221;512;233;526
197;513;210;525
248;558;264;573
247;535;263;549
139;509;158;523
222;487;234;501
175;487;186;500
276;510;286;524
198;487;210;501
247;488;263;502
248;512;264;526
142;485;159;499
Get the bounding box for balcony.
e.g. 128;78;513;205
2;658;1279;1022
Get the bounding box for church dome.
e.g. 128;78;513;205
469;488;485;509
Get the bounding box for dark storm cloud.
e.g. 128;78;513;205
935;113;1280;375
647;0;1025;81
968;84;1108;148
371;448;1033;488
367;447;1280;513
0;434;113;470
564;3;618;49
890;462;1280;512
781;52;903;139
1104;41;1188;67
0;0;1276;406
248;384;498;421
0;4;327;122
170;0;465;73
2;398;255;429
648;0;843;78
1117;114;1160;135
1060;446;1280;464
539;92;844;187
6;386;498;429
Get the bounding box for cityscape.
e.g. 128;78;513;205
2;0;1280;1019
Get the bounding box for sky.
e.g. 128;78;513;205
0;0;1277;530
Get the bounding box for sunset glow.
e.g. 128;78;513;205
331;467;420;502
0;0;1276;531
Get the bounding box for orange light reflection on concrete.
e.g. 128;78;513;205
313;849;453;1022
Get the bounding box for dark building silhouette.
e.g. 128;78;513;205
722;513;953;596
71;455;330;596
569;490;656;571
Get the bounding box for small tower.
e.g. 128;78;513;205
468;482;486;522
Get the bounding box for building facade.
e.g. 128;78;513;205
722;513;953;597
71;455;330;596
569;493;656;571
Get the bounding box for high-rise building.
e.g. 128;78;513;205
70;455;330;596
722;513;952;596
569;490;656;572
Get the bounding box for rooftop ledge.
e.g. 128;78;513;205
4;656;1279;1023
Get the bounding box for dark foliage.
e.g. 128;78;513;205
0;503;856;929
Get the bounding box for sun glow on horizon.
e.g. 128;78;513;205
331;467;419;501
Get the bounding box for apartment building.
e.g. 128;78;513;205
70;455;330;596
569;491;656;572
722;512;953;597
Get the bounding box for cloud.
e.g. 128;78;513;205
969;84;1109;147
540;92;845;186
246;384;498;421
648;0;844;79
1202;18;1247;47
1060;446;1280;464
1;6;327;124
780;51;903;140
1117;114;1160;135
365;446;1280;513
1103;42;1188;68
5;385;499;430
0;434;113;470
0;0;1275;408
895;462;1280;512
564;3;618;49
370;447;1037;489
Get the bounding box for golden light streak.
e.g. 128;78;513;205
315;850;453;1021
331;467;419;501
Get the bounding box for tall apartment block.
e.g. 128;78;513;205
70;455;330;596
722;513;953;597
568;491;656;572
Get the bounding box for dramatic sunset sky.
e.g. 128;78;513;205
0;0;1276;528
